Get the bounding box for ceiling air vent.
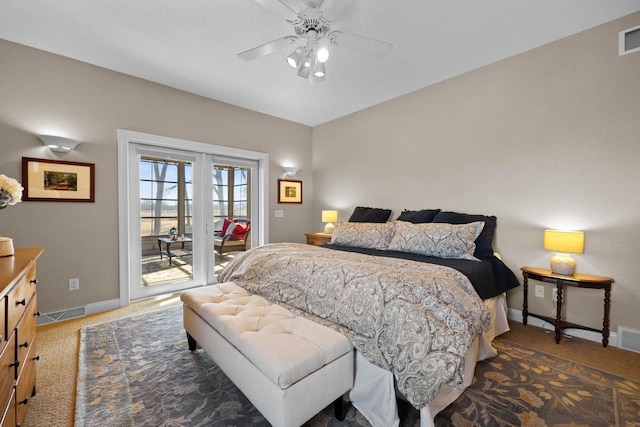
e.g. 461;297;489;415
619;24;640;56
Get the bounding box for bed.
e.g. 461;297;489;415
217;209;520;427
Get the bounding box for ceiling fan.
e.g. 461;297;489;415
238;0;393;83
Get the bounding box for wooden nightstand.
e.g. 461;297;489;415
305;232;332;246
521;266;614;347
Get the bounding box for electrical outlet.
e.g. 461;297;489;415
69;278;79;291
535;285;544;298
552;288;558;303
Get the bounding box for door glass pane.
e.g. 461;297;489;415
213;164;251;275
140;157;193;287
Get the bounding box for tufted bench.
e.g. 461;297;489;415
180;282;354;427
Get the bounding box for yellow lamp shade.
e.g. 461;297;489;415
544;229;585;275
322;210;338;223
543;230;585;253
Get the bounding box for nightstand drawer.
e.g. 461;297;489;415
305;233;332;246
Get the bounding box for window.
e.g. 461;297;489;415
140;158;193;237
213;165;249;231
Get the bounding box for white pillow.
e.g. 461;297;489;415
224;222;237;236
330;222;395;250
387;221;484;261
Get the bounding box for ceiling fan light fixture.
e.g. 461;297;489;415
297;52;313;78
240;1;394;85
316;46;329;63
286;46;305;68
312;61;325;77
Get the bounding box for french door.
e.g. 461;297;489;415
211;156;259;279
129;145;204;300
117;130;268;305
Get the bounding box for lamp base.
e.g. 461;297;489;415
0;237;14;257
324;222;335;234
550;253;576;275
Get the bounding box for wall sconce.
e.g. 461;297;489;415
322;210;338;234
38;135;81;153
544;229;585;275
283;166;298;177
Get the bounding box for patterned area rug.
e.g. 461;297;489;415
75;306;371;427
75;306;640;427
436;340;640;426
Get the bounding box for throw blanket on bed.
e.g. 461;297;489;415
218;243;490;409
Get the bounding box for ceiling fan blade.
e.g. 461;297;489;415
238;36;298;61
329;31;393;57
252;0;300;21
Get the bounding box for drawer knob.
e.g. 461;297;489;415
10;360;20;368
33;355;41;361
18;398;28;405
36;311;41;317
20;341;29;349
16;298;26;306
30;278;38;285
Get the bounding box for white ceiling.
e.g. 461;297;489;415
1;0;639;126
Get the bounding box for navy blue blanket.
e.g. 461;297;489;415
322;244;520;300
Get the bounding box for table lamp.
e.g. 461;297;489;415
322;210;338;234
544;229;585;275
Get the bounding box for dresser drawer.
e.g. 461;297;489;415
6;263;37;332
0;389;15;427
16;297;37;380
0;296;5;350
0;330;16;418
16;342;37;427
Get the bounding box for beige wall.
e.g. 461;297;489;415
312;12;640;334
2;12;639;335
0;39;313;313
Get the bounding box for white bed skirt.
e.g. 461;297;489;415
347;293;510;427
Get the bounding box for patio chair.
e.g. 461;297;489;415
214;219;251;255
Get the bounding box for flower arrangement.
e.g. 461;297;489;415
0;174;23;209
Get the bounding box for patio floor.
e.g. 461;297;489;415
141;252;238;286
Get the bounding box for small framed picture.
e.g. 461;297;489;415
22;157;95;202
278;179;302;204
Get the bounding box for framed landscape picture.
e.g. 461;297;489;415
278;179;302;204
22;157;95;202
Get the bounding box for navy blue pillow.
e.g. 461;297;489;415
348;206;392;223
432;211;496;257
396;209;440;224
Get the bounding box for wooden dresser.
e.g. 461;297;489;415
1;247;43;427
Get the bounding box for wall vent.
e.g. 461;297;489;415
619;24;640;56
618;327;640;353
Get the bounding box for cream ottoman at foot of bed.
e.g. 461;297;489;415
181;283;355;427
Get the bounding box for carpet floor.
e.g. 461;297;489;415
24;293;640;427
71;306;640;427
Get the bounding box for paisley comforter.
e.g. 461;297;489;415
218;243;490;409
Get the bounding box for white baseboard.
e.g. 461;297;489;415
85;298;122;315
507;308;619;348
